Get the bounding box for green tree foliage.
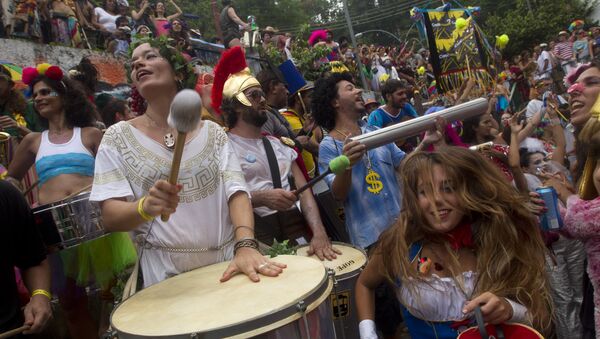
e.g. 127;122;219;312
261;24;330;81
174;0;335;39
462;0;598;58
174;0;597;63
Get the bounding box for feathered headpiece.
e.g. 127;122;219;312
308;29;328;47
211;46;260;114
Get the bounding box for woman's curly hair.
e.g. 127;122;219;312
69;57;99;95
30;76;97;129
311;72;354;131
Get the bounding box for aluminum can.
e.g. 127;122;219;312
536;186;563;230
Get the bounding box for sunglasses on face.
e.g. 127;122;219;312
246;89;265;101
32;88;59;100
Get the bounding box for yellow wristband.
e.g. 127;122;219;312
31;289;51;300
137;196;154;221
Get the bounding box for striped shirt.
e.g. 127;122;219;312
554;41;574;61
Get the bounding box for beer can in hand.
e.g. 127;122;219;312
536;186;563;230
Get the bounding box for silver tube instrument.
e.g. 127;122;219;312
352;98;489;149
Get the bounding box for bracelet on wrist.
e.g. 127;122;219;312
137;196;154;222
233;238;259;255
31;289;52;300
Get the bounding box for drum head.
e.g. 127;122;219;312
296;242;367;280
111;255;330;338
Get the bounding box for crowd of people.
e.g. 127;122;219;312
2;1;600;339
0;0;194;58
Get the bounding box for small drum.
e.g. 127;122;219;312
111;255;336;338
296;242;368;339
32;192;105;250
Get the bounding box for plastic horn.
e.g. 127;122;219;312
161;90;202;222
351;98;488;150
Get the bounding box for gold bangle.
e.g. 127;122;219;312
137;196;154;221
31;289;52;300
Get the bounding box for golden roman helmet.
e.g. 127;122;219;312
211;46;261;114
222;67;261;107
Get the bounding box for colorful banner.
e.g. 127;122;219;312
422;9;493;93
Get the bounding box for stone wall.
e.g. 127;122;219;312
0;38;128;87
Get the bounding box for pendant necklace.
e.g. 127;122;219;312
145;113;175;149
333;128;383;195
364;151;383;194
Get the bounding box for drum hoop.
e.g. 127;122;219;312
112;260;332;338
33;192;93;212
32;191;104;250
227;278;334;339
297;241;368;281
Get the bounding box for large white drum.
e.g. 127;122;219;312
296;242;368;339
111;255;336;338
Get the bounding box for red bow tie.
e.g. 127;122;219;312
446;222;474;251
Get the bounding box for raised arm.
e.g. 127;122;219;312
227;7;247;27
508;114;529;193
165;0;182;21
131;0;149;21
547;105;566;166
516;108;543;143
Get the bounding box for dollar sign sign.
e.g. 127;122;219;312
365;169;383;194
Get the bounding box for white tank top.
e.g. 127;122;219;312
36;127;93;161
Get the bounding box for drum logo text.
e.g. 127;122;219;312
331;291;350;319
336;260;355;272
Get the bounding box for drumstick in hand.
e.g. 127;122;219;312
161;89;202;222
0;325;30;339
295;155;350;196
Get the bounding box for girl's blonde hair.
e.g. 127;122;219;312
376;147;552;331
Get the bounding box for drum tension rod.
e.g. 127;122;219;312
296;300;311;339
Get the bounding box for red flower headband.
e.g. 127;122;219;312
22;63;64;86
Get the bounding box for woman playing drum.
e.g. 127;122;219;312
356;147;552;338
6;63;136;338
90;37;285;288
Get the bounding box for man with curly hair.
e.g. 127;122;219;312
312;72;411;337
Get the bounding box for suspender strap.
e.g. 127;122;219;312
262;136;282;189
